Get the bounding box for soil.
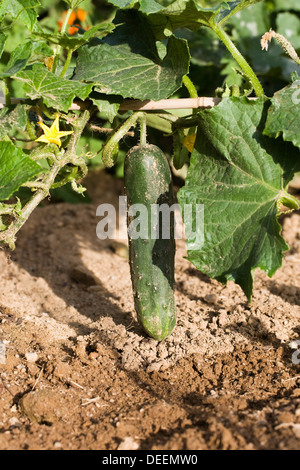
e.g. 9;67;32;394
0;169;300;450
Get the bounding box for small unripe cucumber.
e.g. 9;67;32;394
124;144;176;341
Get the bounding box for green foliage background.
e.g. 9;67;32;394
2;1;300;99
0;0;299;300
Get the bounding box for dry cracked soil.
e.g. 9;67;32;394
0;170;300;450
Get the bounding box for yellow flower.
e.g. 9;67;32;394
183;133;196;153
35;114;73;147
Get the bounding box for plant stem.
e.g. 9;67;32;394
0;164;61;249
173;114;200;130
139;113;147;147
182;75;198;130
52;8;73;73
175;77;198;169
0;107;92;250
1;79;11;106
102;112;144;167
50;166;78;189
60;49;73;78
211;22;264;97
182;75;198;99
39;101;57;119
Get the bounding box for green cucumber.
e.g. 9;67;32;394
124;144;176;341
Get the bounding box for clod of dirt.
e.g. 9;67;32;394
69;265;99;286
117;437;139;450
25;352;38;363
204;294;217;304
8;417;22;429
19;389;69;424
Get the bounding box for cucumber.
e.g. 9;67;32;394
124;144;176;341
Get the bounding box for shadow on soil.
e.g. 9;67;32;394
9;172;144;337
266;281;300;306
8;174;299;363
4;171;300;450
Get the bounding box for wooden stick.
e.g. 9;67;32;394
0;97;24;108
0;96;221;111
118;97;221;110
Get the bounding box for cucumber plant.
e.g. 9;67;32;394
0;0;300;340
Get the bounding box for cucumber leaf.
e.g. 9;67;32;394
178;97;300;300
15;63;93;113
0;40;54;79
89;91;122;123
0;42;33;79
0;0;40;31
263;81;300;150
273;0;300;10
73;12;190;101
0;141;44;201
0;33;7;60
0;104;28;139
107;0;263;36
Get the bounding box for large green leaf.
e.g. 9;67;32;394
0;141;44;201
0;39;54;79
89;91;122;123
15;64;93;112
0;0;40;30
108;0;263;36
0;104;28;138
108;0;245;15
274;0;300;11
27;40;54;64
135;0;231;35
263;81;300;150
0;42;33;78
178;97;300;300
0;33;7;60
107;9;164;60
73;12;190;100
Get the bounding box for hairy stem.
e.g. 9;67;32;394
0;164;61;249
261;30;300;66
139;113;147;147
182;75;198;129
211;23;264;97
0;108;92;249
50;166;78;189
173;114;200;131
60;48;73;78
52;8;73;73
182;75;198;99
1;79;11;106
102;112;144;167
